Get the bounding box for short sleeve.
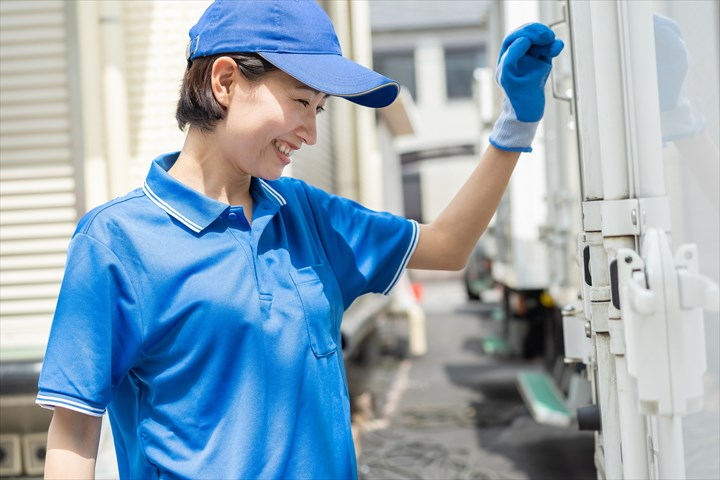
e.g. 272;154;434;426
36;233;143;417
300;182;419;308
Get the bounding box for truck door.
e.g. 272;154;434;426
543;1;719;478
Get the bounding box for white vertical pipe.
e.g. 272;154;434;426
620;3;678;477
74;1;109;211
657;416;686;479
567;0;603;202
349;0;384;211
615;355;650;479
595;333;624;480
326;0;359;201
616;2;666;200
589;1;630;202
99;0;130;198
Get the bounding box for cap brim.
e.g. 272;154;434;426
259;52;400;108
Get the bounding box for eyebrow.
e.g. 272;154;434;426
296;84;331;100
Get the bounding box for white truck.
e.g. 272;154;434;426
480;1;719;478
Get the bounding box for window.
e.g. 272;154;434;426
373;50;416;99
445;46;486;99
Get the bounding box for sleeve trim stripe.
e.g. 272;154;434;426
35;394;105;417
383;219;420;295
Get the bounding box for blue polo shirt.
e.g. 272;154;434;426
37;152;419;479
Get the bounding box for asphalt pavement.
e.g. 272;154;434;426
349;276;596;480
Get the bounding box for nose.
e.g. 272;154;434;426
297;110;318;146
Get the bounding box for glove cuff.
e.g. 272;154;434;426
489;100;539;153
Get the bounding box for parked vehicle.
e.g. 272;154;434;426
463;237;495;301
478;1;719;478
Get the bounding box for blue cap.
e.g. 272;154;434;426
187;0;400;108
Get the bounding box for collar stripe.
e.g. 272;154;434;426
143;182;203;233
383;219;419;295
258;179;287;206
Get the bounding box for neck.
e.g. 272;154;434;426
170;127;253;207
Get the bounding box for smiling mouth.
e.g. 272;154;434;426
273;140;296;157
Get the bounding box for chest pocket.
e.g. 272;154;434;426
290;265;338;358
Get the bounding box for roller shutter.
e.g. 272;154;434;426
0;1;82;361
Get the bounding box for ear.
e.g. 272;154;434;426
211;56;240;108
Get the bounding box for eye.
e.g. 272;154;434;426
297;99;325;115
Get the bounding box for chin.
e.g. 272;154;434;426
259;169;284;181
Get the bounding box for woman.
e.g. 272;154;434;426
38;1;562;478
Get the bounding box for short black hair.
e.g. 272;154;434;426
175;53;279;132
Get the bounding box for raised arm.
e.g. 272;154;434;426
45;407;102;479
407;145;519;270
408;23;564;271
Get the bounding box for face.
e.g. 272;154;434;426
217;68;328;180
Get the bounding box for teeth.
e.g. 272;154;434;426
274;140;295;157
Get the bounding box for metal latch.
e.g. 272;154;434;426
615;228;717;417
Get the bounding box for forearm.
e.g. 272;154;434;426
45;407;102;479
408;145;519;270
45;448;97;479
406;23;560;272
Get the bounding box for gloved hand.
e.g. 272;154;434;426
653;13;704;143
489;23;564;152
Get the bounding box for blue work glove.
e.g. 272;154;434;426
653;13;704;143
489;23;564;153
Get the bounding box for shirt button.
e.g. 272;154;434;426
228;212;238;220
